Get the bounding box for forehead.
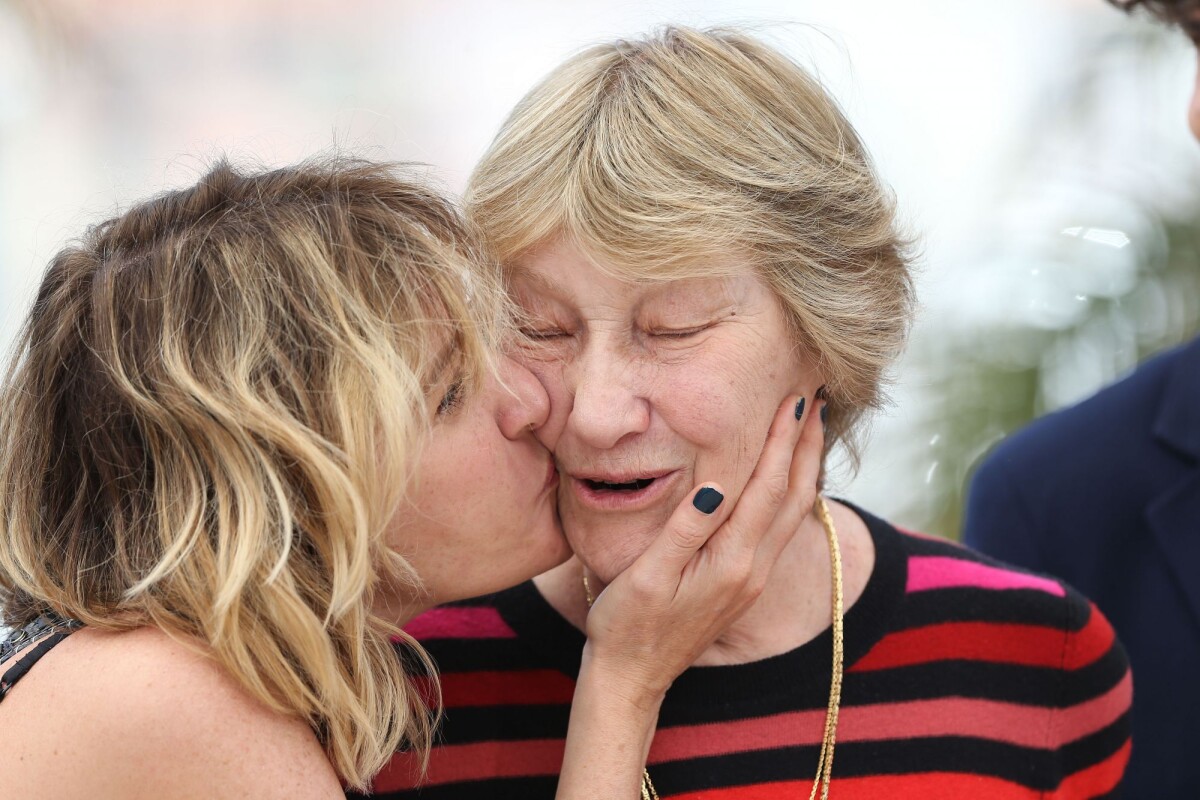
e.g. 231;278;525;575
511;238;763;303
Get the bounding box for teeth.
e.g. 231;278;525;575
586;477;655;492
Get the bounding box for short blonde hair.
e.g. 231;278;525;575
468;26;914;467
0;158;504;788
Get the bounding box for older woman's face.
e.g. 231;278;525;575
512;239;822;582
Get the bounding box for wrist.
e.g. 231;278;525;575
578;643;670;716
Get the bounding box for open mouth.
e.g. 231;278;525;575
570;470;677;511
582;477;657;492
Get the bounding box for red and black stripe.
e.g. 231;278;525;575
356;507;1131;799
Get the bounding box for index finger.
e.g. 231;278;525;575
632;393;810;587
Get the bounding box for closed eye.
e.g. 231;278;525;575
519;327;569;341
649;324;713;339
436;380;465;415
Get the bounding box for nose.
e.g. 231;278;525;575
495;354;550;439
566;342;650;450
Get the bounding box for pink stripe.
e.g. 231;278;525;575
907;556;1065;597
372;738;564;789
373;673;1132;789
647;676;1130;764
1049;670;1133;746
402;607;517;640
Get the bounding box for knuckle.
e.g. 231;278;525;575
721;553;755;591
669;522;708;551
743;569;769;601
762;473;790;506
627;565;660;600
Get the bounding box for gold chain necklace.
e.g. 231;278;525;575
582;495;844;799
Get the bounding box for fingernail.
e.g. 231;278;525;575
794;397;806;420
693;486;724;514
815;384;829;401
820;403;829;425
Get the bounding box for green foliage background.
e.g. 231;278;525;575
900;24;1200;539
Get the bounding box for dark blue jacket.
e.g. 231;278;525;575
964;336;1200;799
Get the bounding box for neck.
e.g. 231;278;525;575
372;591;429;631
534;499;874;667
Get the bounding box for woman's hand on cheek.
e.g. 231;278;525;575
581;391;826;705
555;394;823;799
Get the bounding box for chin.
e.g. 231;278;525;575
567;521;658;584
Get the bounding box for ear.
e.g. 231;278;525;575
786;350;825;400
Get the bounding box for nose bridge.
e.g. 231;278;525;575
568;331;649;449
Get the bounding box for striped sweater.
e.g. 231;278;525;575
360;507;1132;799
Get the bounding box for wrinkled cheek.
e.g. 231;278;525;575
724;429;761;498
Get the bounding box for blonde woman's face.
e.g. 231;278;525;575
387;353;571;609
512;239;822;583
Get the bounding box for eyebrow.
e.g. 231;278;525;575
512;267;730;303
510;267;566;299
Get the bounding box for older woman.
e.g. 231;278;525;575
0;158;826;798
375;27;1133;799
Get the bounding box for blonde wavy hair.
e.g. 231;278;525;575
468;26;915;468
0;158;505;789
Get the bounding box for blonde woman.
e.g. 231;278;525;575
0;159;826;798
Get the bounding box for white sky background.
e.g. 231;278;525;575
2;0;1198;528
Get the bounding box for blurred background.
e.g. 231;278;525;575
2;0;1198;539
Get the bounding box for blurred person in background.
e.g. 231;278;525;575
0;158;826;798
964;2;1200;797
372;26;1132;799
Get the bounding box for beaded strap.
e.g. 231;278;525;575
0;614;83;701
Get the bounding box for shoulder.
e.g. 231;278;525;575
978;340;1190;479
0;625;343;799
897;526;1073;618
893;528;1130;688
965;339;1200;557
854;515;1132;796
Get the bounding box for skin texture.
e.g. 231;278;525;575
559;391;828;799
512;240;819;581
515;238;876;667
385;354;573;609
0;627;344;799
0;354;573;799
0;317;832;799
0;364;828;800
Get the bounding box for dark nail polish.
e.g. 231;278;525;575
794;397;806;420
693;486;724;514
815;384;829;401
820;404;829;425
